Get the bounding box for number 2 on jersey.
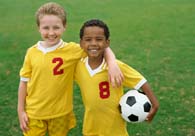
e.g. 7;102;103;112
52;57;64;75
99;81;110;99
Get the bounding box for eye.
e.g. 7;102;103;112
53;26;60;30
83;38;92;42
96;38;104;41
42;26;49;30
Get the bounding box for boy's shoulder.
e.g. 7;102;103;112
61;41;81;51
64;41;80;47
116;59;126;66
116;59;134;70
78;57;87;64
25;43;38;52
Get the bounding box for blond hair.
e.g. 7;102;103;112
35;2;66;26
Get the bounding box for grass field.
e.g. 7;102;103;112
0;0;195;135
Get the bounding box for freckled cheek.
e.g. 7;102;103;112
39;29;48;34
40;32;48;37
60;29;65;33
57;32;64;37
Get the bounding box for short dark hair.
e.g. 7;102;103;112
80;19;110;40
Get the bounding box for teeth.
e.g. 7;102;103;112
48;36;56;39
89;50;98;53
49;38;55;39
88;48;96;50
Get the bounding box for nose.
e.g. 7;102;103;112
90;39;97;46
48;29;55;35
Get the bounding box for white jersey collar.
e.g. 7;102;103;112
85;57;106;77
37;39;63;54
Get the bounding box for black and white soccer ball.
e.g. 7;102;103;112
119;90;152;123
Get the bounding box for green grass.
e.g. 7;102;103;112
0;0;195;135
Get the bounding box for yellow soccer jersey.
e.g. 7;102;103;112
74;57;147;136
20;40;85;119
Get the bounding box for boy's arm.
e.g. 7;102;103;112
141;82;159;122
18;81;29;132
104;47;124;88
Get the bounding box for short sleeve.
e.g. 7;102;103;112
20;49;32;80
118;60;147;90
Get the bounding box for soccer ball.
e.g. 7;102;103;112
119;90;152;123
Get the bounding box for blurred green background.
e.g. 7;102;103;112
0;0;195;135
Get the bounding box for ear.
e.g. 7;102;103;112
63;28;66;32
105;39;110;48
38;26;41;33
80;39;83;48
63;24;66;31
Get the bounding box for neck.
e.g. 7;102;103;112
88;56;104;70
41;40;62;48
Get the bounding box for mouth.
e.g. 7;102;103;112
48;38;56;41
47;35;57;40
88;49;99;53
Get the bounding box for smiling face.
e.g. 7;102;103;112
38;15;65;47
80;26;110;60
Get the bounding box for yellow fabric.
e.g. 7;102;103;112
75;57;146;136
23;112;76;136
20;41;84;119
